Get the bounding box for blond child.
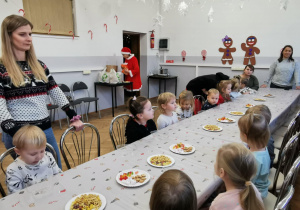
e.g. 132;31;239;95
176;90;194;119
125;96;157;144
210;143;264;210
230;78;242;98
216;80;232;104
238;113;271;198
6;125;61;194
150;169;197;210
157;92;178;130
245;105;275;167
202;89;219;110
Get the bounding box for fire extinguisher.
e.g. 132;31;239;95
150;30;155;48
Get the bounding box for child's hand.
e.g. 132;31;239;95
70;120;84;131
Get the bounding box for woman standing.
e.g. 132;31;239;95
261;45;300;90
0;15;83;168
234;65;259;90
121;47;142;96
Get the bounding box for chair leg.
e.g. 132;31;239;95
85;103;89;122
56;109;62;129
97;102;101;118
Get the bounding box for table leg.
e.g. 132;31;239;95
94;83;98;113
115;86;117;108
159;79;161;94
148;77;150;98
111;86;114;117
164;79;166;92
175;78;177;97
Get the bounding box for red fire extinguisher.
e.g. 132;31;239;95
150;30;155;48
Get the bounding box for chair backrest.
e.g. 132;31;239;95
0;143;57;197
109;114;130;150
58;83;74;101
72;81;90;99
279;116;299;153
59;123;100;169
275;186;294;210
193;95;205;114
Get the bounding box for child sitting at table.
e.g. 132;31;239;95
210;143;264;210
238;113;271;198
176;90;194;119
125;96;157;144
230;78;242;99
157;92;179;130
239;78;257;94
150;169;197;210
202;89;219;110
6;125;61;194
216;80;232;104
245;105;275;167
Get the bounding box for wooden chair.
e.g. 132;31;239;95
0;143;57;197
59;123;100;169
109;114;130;150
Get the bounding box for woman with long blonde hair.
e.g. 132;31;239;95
210;143;264;210
0;15;83;168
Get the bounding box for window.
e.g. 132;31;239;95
22;0;74;36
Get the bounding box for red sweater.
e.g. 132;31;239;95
124;55;142;91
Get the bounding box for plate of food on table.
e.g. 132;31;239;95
66;192;106;210
245;104;255;108
264;94;275;98
253;98;266;101
116;169;150;187
217;117;236;123
229;111;245;116
169;143;195;154
202;125;223;132
147;154;175;168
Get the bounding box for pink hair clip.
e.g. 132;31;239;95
132;96;137;101
70;115;81;122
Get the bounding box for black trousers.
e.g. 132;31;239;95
270;83;292;90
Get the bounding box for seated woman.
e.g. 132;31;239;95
234;65;259;90
186;72;229;99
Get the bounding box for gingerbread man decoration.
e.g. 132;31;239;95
241;36;260;65
219;35;236;65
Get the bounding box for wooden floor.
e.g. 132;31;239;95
0;97;299;209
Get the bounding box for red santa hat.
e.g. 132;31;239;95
121;47;131;55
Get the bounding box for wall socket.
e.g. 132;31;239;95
231;66;245;71
83;70;91;75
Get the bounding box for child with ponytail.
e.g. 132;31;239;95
210;143;264;210
216;80;232;104
125;96;157;144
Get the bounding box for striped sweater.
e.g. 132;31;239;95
0;60;76;136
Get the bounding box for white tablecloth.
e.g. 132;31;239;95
0;89;299;210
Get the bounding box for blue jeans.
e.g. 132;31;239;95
2;127;62;169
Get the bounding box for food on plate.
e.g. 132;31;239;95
254;98;265;101
118;171;147;185
204;125;221;131
264;94;273;97
245;104;254;108
70;194;102;210
218;117;234;122
150;155;172;166
172;143;193;152
230;111;244;115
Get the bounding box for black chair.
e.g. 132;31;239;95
72;81;101;122
60;123;100;169
0;143;57;197
46;95;62;129
109;114;130;150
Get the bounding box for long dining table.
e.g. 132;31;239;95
1;88;299;210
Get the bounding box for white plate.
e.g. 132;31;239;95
65;192;106;210
264;94;275;98
216;117;236;123
202;125;223;132
147;154;175;168
116;169;150;187
253;98;266;102
169;144;196;154
245;104;255;108
229;111;245;116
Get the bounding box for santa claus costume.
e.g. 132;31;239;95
121;47;142;93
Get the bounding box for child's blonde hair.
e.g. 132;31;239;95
149;169;197;210
245;105;271;124
178;90;194;110
238;113;270;148
13;125;46;149
231;78;240;91
216;143;264;210
207;88;219;96
217;80;232;101
157;92;176;113
240;78;249;86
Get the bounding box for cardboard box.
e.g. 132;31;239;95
106;65;118;72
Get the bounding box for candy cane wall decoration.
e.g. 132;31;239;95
88;30;93;40
114;15;118;24
104;24;107;32
45;23;51;34
69;31;74;40
18;9;25;16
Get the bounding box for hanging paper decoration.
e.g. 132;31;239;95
280;0;289;10
88;30;93;40
153;12;163;27
181;50;186;62
178;2;188;16
208;6;214;22
241;36;260;65
162;0;171;12
240;0;246;9
114;15;118;24
219;35;236;65
69;31;74;40
45;23;51;34
18;9;25;16
104;24;107;32
201;50;207;61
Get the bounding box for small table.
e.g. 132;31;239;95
148;74;178;98
94;81;133;117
